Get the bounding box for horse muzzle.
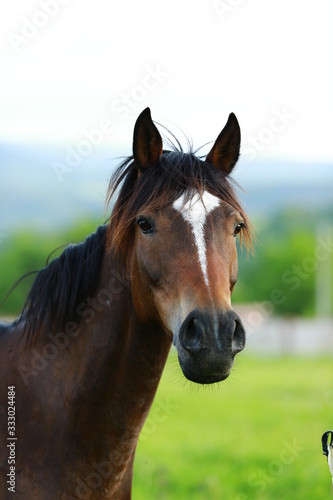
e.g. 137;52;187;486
174;309;246;384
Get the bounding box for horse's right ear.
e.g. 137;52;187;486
133;108;163;174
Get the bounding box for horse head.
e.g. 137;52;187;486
108;108;251;384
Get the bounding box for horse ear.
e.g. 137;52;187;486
133;108;163;173
206;113;241;174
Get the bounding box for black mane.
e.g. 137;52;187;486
22;225;106;336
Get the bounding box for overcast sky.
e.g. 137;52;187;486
1;0;333;164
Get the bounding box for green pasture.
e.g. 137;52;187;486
133;352;333;499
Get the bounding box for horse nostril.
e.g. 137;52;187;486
179;315;205;352
232;317;246;355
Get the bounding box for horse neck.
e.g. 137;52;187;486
28;252;172;447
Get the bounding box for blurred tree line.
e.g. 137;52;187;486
0;218;105;317
235;207;333;316
0;209;332;318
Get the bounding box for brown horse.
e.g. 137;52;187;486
0;108;251;499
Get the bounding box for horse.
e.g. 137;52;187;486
0;108;252;499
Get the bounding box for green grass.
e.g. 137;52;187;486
133;352;333;499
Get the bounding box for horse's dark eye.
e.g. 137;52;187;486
234;223;245;236
137;218;154;234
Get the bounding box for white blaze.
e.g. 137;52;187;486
173;191;220;289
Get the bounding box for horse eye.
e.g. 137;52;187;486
137;218;154;234
234;222;245;236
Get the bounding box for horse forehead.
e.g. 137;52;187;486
172;191;220;224
172;190;221;291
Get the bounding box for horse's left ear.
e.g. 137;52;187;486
206;113;241;174
133;108;163;173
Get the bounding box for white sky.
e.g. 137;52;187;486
1;0;333;163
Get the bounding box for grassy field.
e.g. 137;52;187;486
133;352;333;499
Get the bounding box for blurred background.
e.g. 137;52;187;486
0;1;332;498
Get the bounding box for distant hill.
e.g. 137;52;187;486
233;158;333;221
1;142;332;232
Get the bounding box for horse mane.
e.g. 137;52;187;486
21;225;106;338
106;146;252;265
